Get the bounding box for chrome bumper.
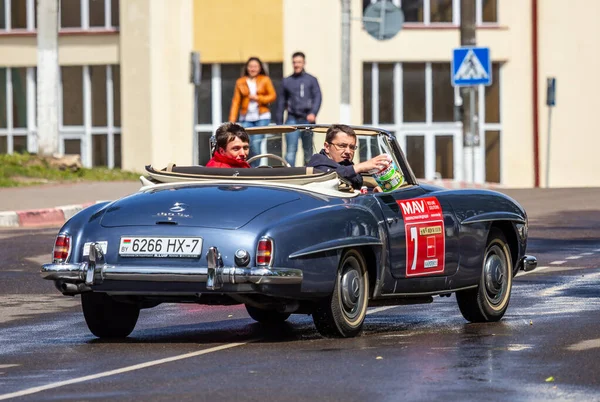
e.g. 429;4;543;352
520;255;537;272
41;244;302;291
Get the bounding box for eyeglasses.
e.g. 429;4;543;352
328;142;358;151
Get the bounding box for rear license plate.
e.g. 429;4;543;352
119;236;203;258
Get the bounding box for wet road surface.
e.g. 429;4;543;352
1;188;600;401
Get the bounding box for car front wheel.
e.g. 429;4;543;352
313;249;369;338
81;292;140;338
456;228;513;322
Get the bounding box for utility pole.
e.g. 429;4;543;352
460;0;476;182
340;0;351;124
37;0;60;156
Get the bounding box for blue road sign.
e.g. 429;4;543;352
451;47;492;87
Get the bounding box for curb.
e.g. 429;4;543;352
0;202;95;228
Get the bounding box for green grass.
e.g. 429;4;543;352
0;153;140;188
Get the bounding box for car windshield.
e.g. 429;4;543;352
248;127;399;169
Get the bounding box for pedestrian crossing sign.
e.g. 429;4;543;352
451;47;492;87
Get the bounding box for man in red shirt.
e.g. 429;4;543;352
206;122;251;168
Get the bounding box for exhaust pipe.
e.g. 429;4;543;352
57;282;91;295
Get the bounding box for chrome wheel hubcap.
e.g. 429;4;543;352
340;257;364;319
484;246;507;305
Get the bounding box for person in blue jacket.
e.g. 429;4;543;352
307;125;390;190
276;52;322;166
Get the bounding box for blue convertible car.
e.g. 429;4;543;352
41;125;537;338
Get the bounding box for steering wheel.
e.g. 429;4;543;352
246;153;291;168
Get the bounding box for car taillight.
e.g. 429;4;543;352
256;237;273;266
53;234;71;263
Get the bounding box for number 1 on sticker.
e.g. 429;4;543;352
410;226;418;271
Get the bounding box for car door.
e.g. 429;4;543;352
375;185;460;280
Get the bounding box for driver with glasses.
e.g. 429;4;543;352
307;124;390;190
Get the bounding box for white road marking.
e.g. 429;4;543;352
517;266;549;276
567;338;600;351
550;261;566;265
0;365;19;369
580;252;593;256
506;344;532;351
367;305;398;315
566;256;582;260
0;342;249;401
539;272;600;297
595;249;600;252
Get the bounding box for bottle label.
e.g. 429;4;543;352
372;161;405;192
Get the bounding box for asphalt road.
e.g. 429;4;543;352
1;188;600;401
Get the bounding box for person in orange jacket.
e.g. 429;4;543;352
228;57;277;166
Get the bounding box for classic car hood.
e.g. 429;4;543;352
100;184;301;229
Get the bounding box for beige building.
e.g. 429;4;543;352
0;0;597;188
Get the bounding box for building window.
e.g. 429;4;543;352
481;62;501;182
378;63;395;124
0;67;33;155
431;63;454;122
402;0;424;23
481;0;497;24
406;136;425;178
60;0;81;28
89;0;106;27
0;0;119;31
435;135;454;179
485;63;500;123
196;65;212;125
403;63;426;122
430;0;453;23
58;65;121;167
61;66;83;126
361;0;497;26
0;66;121;162
485;130;500;183
0;0;34;31
60;0;119;29
363;61;502;182
363;63;372;125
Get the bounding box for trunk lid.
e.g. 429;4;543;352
100;184;300;229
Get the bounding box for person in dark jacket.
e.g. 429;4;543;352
275;52;322;166
307;125;390;190
206;123;251;168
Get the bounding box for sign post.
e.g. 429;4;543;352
545;77;556;188
451;46;492;183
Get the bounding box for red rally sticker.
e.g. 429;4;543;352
397;197;445;277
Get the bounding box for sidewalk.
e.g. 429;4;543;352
0;179;502;228
0;181;142;228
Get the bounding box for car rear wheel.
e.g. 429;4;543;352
456;228;513;322
245;305;291;324
81;292;140;338
312;249;369;338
